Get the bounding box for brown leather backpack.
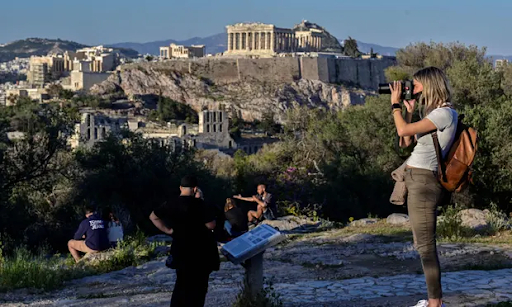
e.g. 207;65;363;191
432;115;477;192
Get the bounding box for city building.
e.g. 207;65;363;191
26;62;49;87
67;70;111;91
0;90;6;106
27;46;117;87
225;20;325;57
159;44;206;59
495;59;509;70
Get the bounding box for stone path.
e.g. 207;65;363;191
276;268;512;306
2;226;512;307
2;259;512;307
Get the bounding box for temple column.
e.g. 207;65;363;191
271;32;275;52
227;33;232;51
245;32;249;50
252;32;256;51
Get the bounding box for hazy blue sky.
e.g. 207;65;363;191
1;0;511;54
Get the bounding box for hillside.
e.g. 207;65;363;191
0;38;139;62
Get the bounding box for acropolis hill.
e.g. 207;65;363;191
92;21;395;121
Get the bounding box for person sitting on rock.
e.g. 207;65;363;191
234;183;276;225
224;198;248;238
68;204;110;263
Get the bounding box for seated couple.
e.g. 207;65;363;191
232;183;276;226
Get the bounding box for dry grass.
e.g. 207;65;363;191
289;220;512;245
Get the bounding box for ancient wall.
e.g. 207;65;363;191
237;57;300;83
126;57;395;90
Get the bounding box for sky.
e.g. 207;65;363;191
1;0;511;55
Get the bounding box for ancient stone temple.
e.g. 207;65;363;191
225;23;296;56
225;21;324;57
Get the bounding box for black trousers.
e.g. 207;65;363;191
170;268;211;307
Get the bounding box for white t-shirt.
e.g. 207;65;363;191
406;107;458;171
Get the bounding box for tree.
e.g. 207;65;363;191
343;37;361;58
258;111;282;135
145;55;154;62
154;96;198;123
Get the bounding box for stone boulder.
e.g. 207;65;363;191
350;218;379;227
459;209;488;230
146;234;173;244
153;245;171;256
261;216;321;233
81;250;117;264
386;213;410;225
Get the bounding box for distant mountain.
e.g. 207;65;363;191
110;33;401;57
0;38;139;62
355;41;400;56
110;33;227;56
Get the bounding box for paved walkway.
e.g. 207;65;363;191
2;259;512;307
276;268;512;306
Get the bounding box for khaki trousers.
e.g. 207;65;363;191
405;168;444;299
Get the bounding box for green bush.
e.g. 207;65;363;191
437;205;474;239
485;203;510;235
0;233;163;292
233;279;283;307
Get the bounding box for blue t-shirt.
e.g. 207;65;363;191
74;213;110;251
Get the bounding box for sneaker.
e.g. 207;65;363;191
409;301;445;307
410;300;428;307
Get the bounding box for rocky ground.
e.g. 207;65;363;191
2;215;512;307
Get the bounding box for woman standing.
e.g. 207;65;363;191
390;67;457;307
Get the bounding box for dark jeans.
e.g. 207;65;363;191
405;168;444;299
170;268;211;307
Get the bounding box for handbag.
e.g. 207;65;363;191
107;221;124;243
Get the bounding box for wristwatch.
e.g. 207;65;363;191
391;103;402;111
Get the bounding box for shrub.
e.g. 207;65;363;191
485;203;510;235
0;233;164;292
233;279;283;307
437;205;473;239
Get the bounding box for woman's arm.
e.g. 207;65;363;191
399;109;415;147
391;81;437;137
393;111;436;137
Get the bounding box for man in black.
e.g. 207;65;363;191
150;175;220;307
68;204;110;263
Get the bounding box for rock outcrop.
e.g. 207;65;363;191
91;66;370;122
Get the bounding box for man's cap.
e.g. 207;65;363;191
180;175;198;188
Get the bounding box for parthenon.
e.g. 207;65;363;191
225;21;323;57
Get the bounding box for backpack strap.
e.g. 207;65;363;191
432;132;447;182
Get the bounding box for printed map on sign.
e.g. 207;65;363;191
221;224;285;264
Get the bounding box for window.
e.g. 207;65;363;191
219;112;223;122
102;127;106;138
94;128;98;140
229;141;233;149
182;126;187;135
219;124;223;132
87;129;91;140
86;115;91;127
206;112;210;122
213;124;216;132
213;112;217;122
207;125;210;133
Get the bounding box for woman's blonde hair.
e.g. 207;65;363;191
413;67;452;117
224;198;236;212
